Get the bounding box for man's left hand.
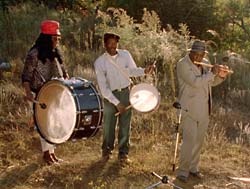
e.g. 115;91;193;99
144;64;155;74
218;65;229;79
64;73;70;80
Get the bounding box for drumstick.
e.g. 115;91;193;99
194;61;234;73
32;99;47;109
115;105;132;116
115;94;141;116
22;91;47;109
153;60;157;66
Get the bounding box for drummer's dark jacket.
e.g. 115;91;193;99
22;48;67;93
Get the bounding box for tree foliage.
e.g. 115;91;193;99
0;0;250;104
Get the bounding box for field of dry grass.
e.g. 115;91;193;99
0;2;250;188
0;94;249;189
0;60;249;189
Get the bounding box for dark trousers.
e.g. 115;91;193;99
102;88;132;157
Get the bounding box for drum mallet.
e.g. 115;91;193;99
115;94;141;116
115;104;132;116
23;92;47;109
172;102;182;172
32;99;47;109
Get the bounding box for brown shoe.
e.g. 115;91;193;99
190;172;204;179
102;151;111;162
43;151;55;165
118;154;132;164
102;154;110;162
176;175;188;183
51;153;63;163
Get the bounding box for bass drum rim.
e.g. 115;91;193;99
129;83;160;113
34;80;77;144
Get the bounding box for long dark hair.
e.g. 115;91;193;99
31;33;63;64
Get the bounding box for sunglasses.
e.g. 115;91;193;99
52;35;61;41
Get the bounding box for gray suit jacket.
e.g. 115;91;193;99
176;55;224;122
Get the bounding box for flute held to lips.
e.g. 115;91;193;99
194;61;234;74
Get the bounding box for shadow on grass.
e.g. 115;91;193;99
80;159;123;189
0;163;39;189
80;159;156;188
172;177;203;189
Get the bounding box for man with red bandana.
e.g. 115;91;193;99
22;20;68;165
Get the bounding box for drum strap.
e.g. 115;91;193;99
34;68;46;83
105;53;133;84
55;58;64;78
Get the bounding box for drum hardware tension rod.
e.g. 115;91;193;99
74;94;85;96
76;111;88;114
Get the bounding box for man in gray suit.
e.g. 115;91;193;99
176;40;229;182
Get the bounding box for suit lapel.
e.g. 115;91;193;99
202;66;212;114
186;56;212;113
186;55;201;75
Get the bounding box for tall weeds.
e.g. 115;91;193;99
0;2;249;146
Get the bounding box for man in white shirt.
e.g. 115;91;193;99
94;33;154;163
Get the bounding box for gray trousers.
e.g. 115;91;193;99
177;115;209;177
102;88;131;156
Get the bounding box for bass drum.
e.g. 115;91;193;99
34;77;103;144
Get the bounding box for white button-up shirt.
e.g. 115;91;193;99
94;49;145;105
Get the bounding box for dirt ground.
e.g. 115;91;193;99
0;121;249;189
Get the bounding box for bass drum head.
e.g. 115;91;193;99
129;83;160;113
35;80;77;144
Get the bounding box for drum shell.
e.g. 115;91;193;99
70;80;103;139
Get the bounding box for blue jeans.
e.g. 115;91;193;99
102;88;132;157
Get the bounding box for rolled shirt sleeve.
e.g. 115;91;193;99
125;50;145;77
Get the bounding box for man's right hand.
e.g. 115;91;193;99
212;64;230;78
212;64;220;75
25;91;34;102
218;65;229;79
144;64;155;74
116;103;127;114
23;82;34;102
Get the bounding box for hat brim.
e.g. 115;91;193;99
55;31;61;36
187;48;208;53
104;33;120;43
